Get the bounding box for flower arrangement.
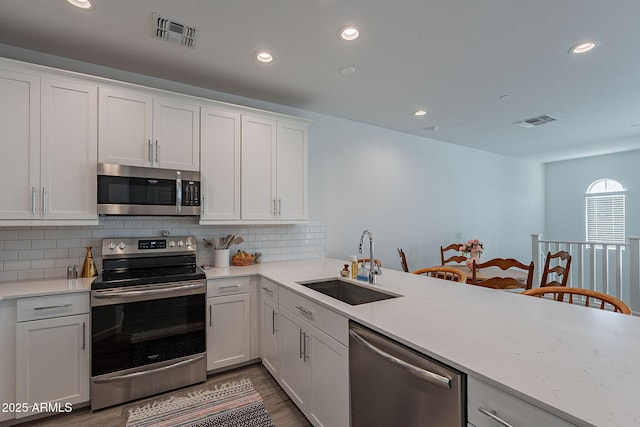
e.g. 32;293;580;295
459;239;483;255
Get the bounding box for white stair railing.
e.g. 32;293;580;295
531;234;640;314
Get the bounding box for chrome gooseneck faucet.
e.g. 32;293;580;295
358;229;382;284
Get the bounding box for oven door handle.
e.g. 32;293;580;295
93;283;205;298
93;355;205;384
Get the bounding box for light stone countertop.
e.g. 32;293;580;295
4;258;639;426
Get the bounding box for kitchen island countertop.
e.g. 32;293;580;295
3;258;639;426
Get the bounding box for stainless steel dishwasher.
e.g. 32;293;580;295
349;322;466;426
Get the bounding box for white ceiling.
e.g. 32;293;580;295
1;0;639;163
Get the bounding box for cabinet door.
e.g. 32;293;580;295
0;69;40;220
200;108;241;221
278;308;310;411
207;293;251;371
153;96;200;171
241;115;277;220
40;78;98;221
15;313;90;418
261;297;279;377
98;86;153;167
276;122;308;220
0;300;16;422
307;328;349;427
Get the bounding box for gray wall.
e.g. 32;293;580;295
0;43;546;274
545;149;640;242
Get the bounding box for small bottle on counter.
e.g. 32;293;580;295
356;261;368;281
351;255;358;279
341;264;349;277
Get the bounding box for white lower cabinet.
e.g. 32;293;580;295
15;293;90;419
206;278;251;371
259;280;280;377
467;376;575;427
277;299;349;427
0;300;16;422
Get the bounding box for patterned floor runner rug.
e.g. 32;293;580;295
126;378;276;427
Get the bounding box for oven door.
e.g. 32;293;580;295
91;281;206;377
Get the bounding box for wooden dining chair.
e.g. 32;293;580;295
522;286;631;315
412;267;467;283
472;258;534;290
397;248;409;272
540;250;572;287
440;243;466;265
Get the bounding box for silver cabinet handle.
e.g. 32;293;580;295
478;407;515;427
295;305;313;317
303;332;309;362
209;304;212;327
272;310;277;334
148;139;153;163
93;355;205;383
155;140;159;163
31;187;36;215
299;328;304;359
278;198;282;216
82;322;86;350
219;284;241;290
273;198;277;215
262;287;274;296
349;330;451;389
42;187;46;214
34;303;73;311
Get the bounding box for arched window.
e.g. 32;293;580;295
585;178;625;243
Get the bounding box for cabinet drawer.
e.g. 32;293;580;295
207;277;251;296
279;286;348;346
467;377;575;427
17;293;89;322
259;278;279;302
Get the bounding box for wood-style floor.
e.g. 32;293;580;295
20;363;311;427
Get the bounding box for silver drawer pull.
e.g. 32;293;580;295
478;407;515;427
34;304;72;311
219;284;242;290
295;305;313;317
262;287;274;295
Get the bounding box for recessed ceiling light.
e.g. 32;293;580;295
255;51;273;63
339;66;356;76
339;26;359;41
569;41;599;54
67;0;92;9
413;109;427;117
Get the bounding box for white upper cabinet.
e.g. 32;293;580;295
200;107;241;222
98;86;199;171
241;115;309;222
0;68;98;225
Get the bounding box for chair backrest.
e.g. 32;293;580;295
540;251;572;287
397;248;409;273
472;258;535;290
357;258;382;267
412;267;467;283
440;243;466;265
522;286;631;315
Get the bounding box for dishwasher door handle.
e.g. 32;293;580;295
349;329;451;389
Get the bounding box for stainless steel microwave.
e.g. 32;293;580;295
97;163;200;216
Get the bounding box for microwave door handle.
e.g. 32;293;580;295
176;171;182;214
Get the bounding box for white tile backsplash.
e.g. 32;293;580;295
0;217;326;281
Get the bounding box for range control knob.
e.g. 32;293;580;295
177;240;184;247
168;241;176;247
186;239;192;247
108;242;116;250
118;242;126;250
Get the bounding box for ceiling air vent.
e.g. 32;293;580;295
153;13;196;48
515;114;557;128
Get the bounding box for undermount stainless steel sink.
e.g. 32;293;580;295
297;278;399;305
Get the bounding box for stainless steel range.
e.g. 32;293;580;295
90;236;206;411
